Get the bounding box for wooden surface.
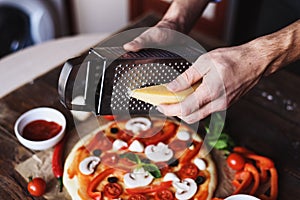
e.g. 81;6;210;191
0;14;299;200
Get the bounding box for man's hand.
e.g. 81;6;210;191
157;19;300;124
123;21;179;52
156;44;266;123
123;0;210;52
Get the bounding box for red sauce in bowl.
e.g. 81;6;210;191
22;120;62;141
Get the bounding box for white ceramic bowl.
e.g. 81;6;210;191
14;107;66;150
225;194;260;200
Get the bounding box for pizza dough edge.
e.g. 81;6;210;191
63;122;112;200
63;118;218;200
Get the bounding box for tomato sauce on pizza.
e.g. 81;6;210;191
63;117;217;200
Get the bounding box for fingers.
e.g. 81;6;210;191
158;78;227;124
167;65;204;92
179;99;226;124
158;82;210;115
123;30;152;52
167;55;211;92
123;39;144;52
123;27;170;52
158;97;226;124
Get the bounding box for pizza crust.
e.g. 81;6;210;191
63;123;111;200
63;117;217;200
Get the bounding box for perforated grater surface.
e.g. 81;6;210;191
58;46;203;115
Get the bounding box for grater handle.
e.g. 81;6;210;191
58;53;93;112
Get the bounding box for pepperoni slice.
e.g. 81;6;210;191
169;139;188;152
101;152;119;166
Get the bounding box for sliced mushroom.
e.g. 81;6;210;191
174;178;197;200
145;142;173;162
124;167;154;188
112;139;128;151
194;158;207;170
125;117;151;134
79;156;101;175
128;140;144;152
163;172;180;183
176;130;191;141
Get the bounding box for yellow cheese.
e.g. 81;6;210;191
130;82;200;105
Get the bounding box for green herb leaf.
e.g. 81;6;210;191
120;152;140;164
142;164;161;178
204;112;235;152
212;140;228;149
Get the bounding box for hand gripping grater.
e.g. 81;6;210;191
58;46;203;115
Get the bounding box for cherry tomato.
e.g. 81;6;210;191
27;177;46;197
227;153;246;171
178;163;199;179
104;183;122;198
128;194;147;200
155;189;174;200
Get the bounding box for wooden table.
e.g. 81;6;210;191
0;14;299;200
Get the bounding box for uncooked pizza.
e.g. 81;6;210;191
63;117;217;200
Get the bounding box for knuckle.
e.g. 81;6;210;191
180;109;190;117
180;100;197;117
179;67;200;86
181;116;194;124
160;105;179;116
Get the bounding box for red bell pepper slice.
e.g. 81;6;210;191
180;141;202;164
87;168;114;200
244;163;260;195
140;122;178;146
126;181;172;194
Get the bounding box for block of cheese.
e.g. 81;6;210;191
130;82;200;105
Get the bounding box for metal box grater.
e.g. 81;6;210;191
58;46;203;115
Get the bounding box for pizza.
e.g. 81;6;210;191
63;116;217;200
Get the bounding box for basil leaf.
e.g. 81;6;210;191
120;152;140;164
142;164;161;178
213;140;228;150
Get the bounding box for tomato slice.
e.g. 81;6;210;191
155;189;174;200
87;168;115;200
178;163;199;179
104;183;122;198
128;194;148;200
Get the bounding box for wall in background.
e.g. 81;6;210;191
72;0;129;34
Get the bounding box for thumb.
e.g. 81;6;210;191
167;65;203;92
124;27;167;52
123;39;144;52
123;28;154;52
